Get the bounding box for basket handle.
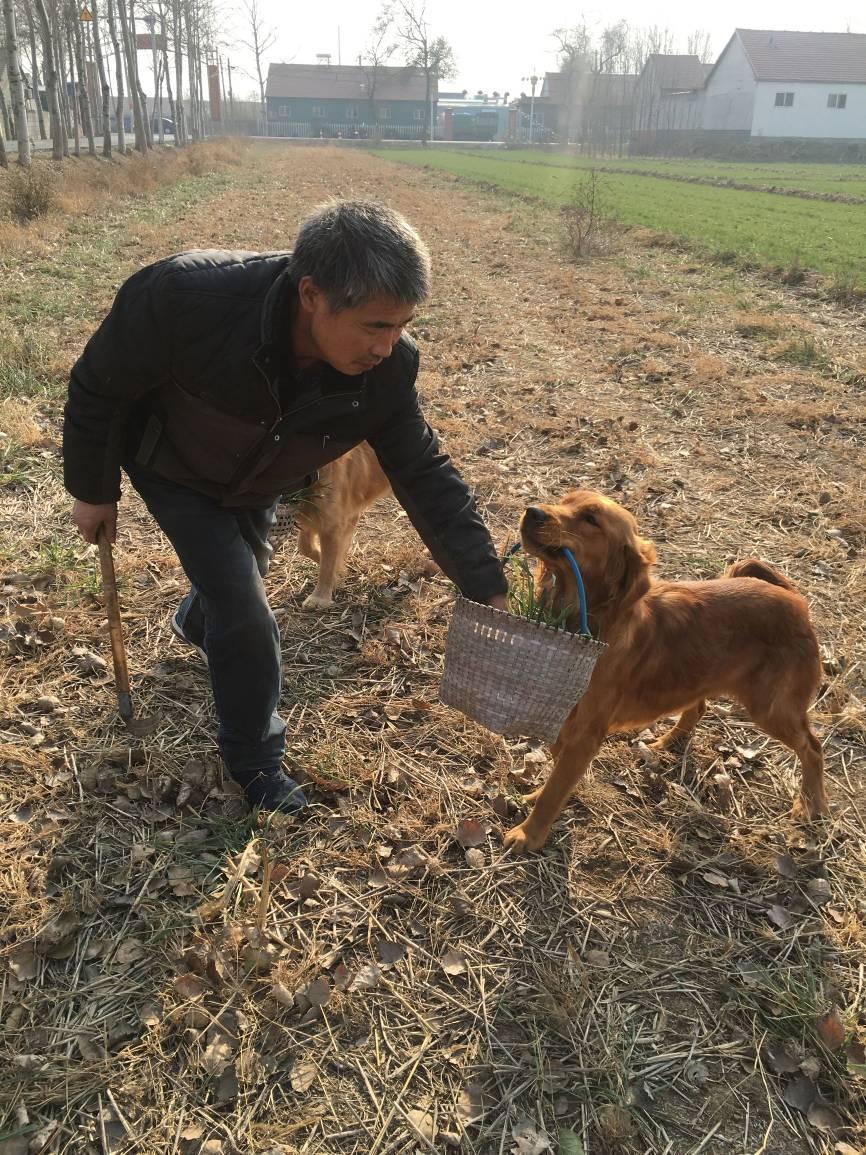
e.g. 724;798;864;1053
561;548;591;637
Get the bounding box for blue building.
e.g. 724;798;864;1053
265;62;433;139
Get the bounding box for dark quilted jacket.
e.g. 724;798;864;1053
63;249;507;603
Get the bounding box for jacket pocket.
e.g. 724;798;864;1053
158;380;273;486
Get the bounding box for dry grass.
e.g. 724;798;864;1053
1;146;864;1155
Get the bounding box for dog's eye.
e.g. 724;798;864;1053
584;512;600;527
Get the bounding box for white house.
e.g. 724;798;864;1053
701;29;866;140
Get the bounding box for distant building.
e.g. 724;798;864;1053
515;68;637;149
265;62;433;139
631;54;711;151
436;91;511;141
701;29;866;141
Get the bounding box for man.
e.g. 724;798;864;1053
64;200;508;813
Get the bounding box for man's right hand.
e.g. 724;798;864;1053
72;500;118;544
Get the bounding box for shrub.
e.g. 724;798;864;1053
561;168;616;260
4;163;57;222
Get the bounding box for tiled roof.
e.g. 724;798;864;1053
736;28;866;83
266;63;430;102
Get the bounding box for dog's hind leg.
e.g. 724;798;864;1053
650;699;707;751
296;524;321;564
742;689;828;819
302;516;359;610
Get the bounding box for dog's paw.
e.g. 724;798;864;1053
790;794;830;822
502;822;546;854
302;592;335;611
521;787;544;805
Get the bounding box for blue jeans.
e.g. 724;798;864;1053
125;463;285;776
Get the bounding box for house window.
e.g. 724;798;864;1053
413;108;424;121
774;92;794;107
828;93;847;109
281;103;291;118
311;105;326;118
346;104;358;120
378;105;391;120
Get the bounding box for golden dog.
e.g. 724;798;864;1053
503;490;829;853
295;442;391;610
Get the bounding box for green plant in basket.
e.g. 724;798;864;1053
505;553;572;629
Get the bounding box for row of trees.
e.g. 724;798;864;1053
1;0;219;167
547;20;714;153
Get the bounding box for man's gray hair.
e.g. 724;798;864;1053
291;200;431;311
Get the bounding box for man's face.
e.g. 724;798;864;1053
297;277;415;376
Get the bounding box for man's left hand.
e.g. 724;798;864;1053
488;594;508;612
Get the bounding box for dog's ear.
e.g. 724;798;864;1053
608;533;655;606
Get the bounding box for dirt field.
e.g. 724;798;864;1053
1;144;865;1155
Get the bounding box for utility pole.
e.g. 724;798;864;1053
521;69;538;144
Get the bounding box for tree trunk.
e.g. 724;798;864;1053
53;7;71;152
184;0;198;139
66;24;81;155
71;4;97;156
0;110;7;168
27;9;48;141
3;0;32;165
35;0;64;160
171;0;185;145
159;10;177;142
105;0;126;154
117;0;147;151
0;83;12;144
422;68;430;146
89;0;112;157
130;0;154;147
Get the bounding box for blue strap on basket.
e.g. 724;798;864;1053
502;542;591;638
561;547;590;638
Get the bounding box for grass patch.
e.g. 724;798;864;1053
380;150;866;293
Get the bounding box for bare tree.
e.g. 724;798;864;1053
69;0;97;155
394;1;455;144
34;0;64;157
360;6;395;135
3;0;32;164
553;22;592;144
686;29;713;63
24;4;48;140
117;0;148;150
239;0;275;117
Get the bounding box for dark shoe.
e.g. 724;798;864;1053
233;766;307;814
170;610;208;663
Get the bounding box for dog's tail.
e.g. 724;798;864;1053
725;558;797;592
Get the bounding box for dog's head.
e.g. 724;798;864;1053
519;490;656;619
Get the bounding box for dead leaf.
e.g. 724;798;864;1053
350;963;382;991
270;981;295;1008
406;1108;436;1142
684;1059;709;1086
456;1084;488;1124
290;1058;317;1093
464;848;485;868
817;1009;846;1050
174;973;207;1000
702;869;729;888
216;1065;239;1102
179;1126;204;1141
8;946;37;982
524;747;548;764
584;950;610;967
775;853;798;879
807;878;832;905
72;646;108;675
783;1076;818;1113
305;977;331;1007
807;1101;843;1133
34;911;80;955
26;1121;59;1153
766;904;794;930
139;1001;162;1027
298;872;322;899
201;1030;235;1075
333;962;351;991
199;1143;224;1155
114;937;147;967
800;1055;821;1079
833;1143;860;1155
511;1119;553;1154
455;818;487;848
440;949;468;976
763;1043;800;1074
377;940;407;965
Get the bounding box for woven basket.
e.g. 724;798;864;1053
440;598;606;743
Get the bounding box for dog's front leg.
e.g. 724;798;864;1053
503;726;604;853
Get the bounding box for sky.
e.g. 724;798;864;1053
215;0;865;102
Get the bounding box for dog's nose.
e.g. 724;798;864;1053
524;506;547;524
